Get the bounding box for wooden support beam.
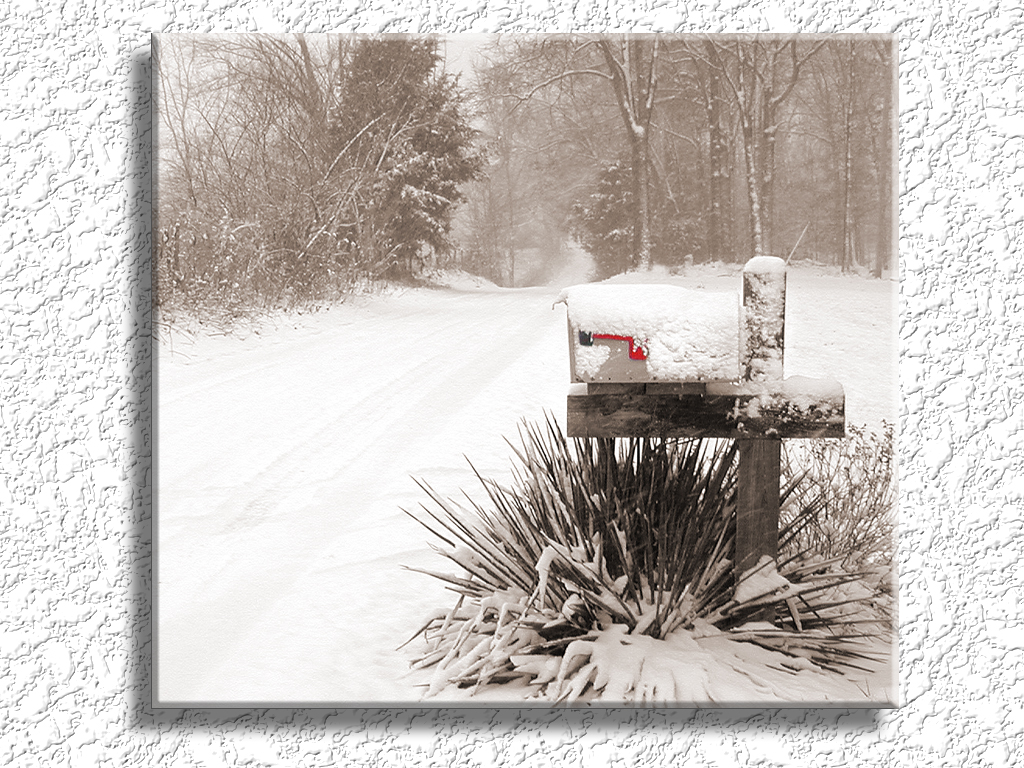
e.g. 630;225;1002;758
737;438;781;622
566;381;844;440
736;439;781;575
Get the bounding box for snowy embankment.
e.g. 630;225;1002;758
156;264;896;705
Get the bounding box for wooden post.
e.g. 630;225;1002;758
742;257;787;382
736;257;786;580
736;439;781;574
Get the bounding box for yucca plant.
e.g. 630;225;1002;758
404;414;890;702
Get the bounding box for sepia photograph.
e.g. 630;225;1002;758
153;33;897;706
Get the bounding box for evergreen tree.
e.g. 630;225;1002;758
330;38;483;278
570;160;704;278
569;162;635;279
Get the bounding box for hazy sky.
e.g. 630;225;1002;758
439;34;494;82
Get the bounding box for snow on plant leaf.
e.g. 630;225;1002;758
734;555;792;603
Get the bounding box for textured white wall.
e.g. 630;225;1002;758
2;0;1020;764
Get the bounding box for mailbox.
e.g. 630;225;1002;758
556;283;742;384
559;260;845;441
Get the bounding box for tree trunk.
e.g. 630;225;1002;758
842;95;855;272
738;49;766;259
874;39;895;278
710;39;819;262
741;123;766;260
631;135;654;271
736;46;768;260
760;83;775;258
704;41;732;263
599;37;658;271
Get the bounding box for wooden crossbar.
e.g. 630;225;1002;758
568;382;844;439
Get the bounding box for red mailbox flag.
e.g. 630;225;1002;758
578;331;648;361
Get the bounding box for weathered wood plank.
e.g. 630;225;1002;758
566;392;844;439
643;382;708;395
584;382;710;396
737;437;782;621
736;439;781;573
585;383;646;395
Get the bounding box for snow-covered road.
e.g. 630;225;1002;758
156;266;896;704
157;285;577;703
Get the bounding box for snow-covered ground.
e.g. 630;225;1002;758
155;261;897;705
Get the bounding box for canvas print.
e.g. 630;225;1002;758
154;33;898;706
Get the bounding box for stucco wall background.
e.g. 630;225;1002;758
2;0;1021;764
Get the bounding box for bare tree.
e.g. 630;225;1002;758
792;36;895;273
459;34;894;279
596;37;660;270
704;37;824;259
483;35;662;271
700;39;737;263
872;37;896;278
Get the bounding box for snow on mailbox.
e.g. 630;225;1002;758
556;283;741;384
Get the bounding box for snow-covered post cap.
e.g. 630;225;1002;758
742;256;786;382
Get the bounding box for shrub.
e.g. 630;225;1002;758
781;423;896;579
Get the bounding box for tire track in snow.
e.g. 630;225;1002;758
157;288;568;702
157;299;521;488
160;290;552;530
157;300;496;408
